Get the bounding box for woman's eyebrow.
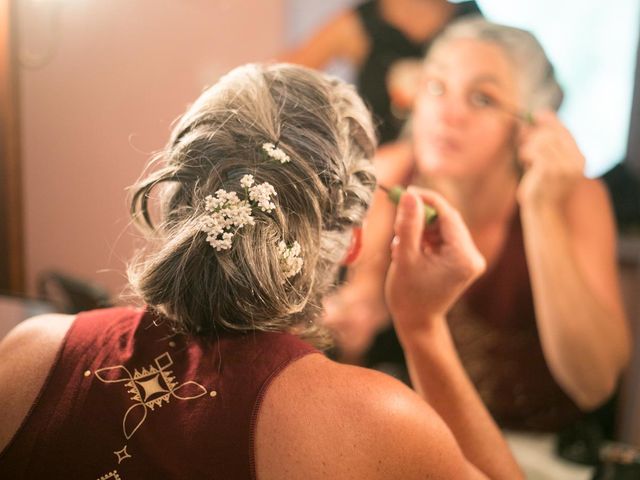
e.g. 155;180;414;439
472;75;503;86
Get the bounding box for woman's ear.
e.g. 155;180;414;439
343;227;362;265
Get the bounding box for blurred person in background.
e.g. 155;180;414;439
324;17;631;436
282;0;482;144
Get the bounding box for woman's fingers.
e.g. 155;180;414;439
516;110;586;206
392;192;424;264
394;187;485;278
386;187;485;320
406;187;474;249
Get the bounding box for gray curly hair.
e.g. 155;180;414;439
429;16;564;112
128;63;377;347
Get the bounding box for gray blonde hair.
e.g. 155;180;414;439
428;16;564;111
128;63;376;347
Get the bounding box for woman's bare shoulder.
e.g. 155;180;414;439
0;313;75;357
0;314;75;450
255;353;475;480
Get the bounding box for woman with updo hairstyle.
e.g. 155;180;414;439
325;16;631;433
0;63;525;478
128;63;378;347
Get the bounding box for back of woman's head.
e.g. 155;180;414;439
128;63;376;347
429;16;564;112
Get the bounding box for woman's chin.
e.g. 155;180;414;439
417;152;468;178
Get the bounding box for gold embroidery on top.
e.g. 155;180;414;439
97;470;121;480
95;352;209;440
114;445;132;464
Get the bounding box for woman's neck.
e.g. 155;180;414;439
424;159;520;230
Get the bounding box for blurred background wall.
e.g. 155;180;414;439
16;0;284;296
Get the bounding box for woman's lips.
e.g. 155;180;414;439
430;134;463;154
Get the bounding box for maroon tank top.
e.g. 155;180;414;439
448;210;584;431
0;307;318;479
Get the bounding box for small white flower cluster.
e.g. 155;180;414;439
202;173;304;277
202;175;279;251
248;181;277;212
262;142;290;163
240;174;255;189
202;189;255;251
278;241;303;279
240;174;277;212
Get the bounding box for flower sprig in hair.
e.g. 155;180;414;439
278;241;303;279
241;174;277;212
262;142;290;163
202;175;303;278
202;189;255;251
202;174;277;251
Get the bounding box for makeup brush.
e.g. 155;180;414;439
379;184;438;225
500;105;534;125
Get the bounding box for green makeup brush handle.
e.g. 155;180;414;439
386;186;438;225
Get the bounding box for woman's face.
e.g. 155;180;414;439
413;38;521;178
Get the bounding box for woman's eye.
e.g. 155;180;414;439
469;92;495;108
425;79;444;97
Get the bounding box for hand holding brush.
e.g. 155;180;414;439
378;184;438;225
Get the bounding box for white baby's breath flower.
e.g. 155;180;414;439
240;174;255;189
278;240;303;279
205;190;242;212
249;182;277;212
204;140;291;250
262;142;291;163
201;187;255;251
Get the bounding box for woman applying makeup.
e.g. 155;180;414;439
325;17;631;432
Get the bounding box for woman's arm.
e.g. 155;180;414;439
518;112;631;410
278;10;368;70
258;189;523;479
385;189;523;479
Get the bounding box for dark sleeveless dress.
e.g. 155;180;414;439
367;210;585;432
0;307;318;479
355;0;482;143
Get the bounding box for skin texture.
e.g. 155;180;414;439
324;38;631;410
0;190;524;479
0;314;75;449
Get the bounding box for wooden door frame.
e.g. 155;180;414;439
0;0;25;294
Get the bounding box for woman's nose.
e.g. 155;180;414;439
436;96;470;127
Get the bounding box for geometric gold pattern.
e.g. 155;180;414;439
95;352;209;440
114;445;132;464
96;470;121;480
